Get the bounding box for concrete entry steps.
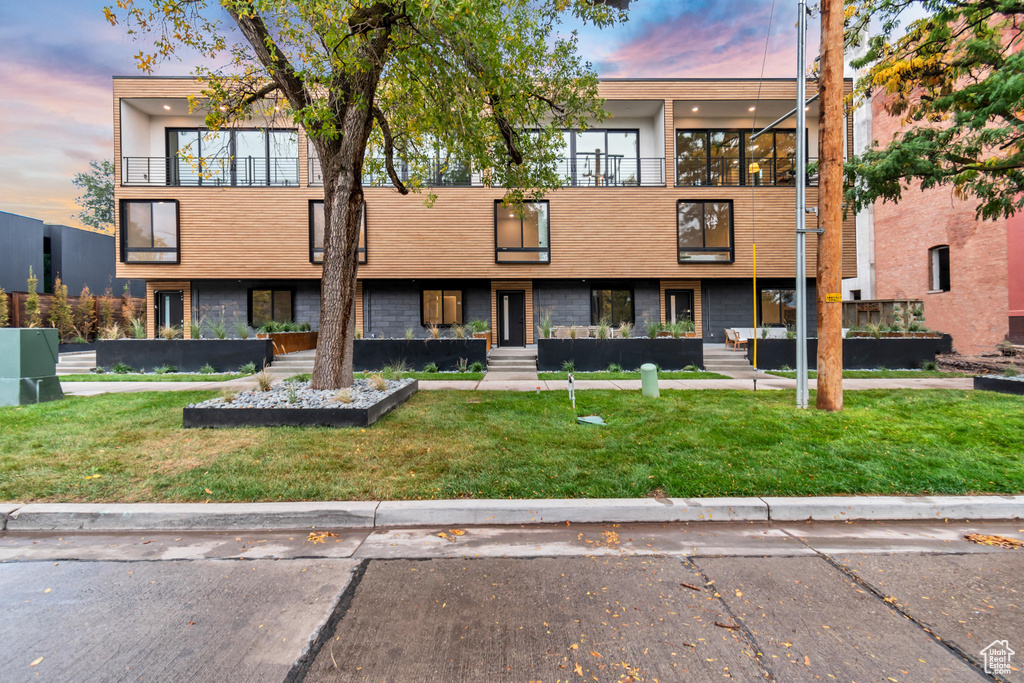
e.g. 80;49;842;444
57;351;96;375
482;345;538;381
703;344;774;380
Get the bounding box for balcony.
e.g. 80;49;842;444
309;156;666;188
122;157;299;187
675;157;819;187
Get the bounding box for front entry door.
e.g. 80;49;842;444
497;290;526;347
154;290;184;333
665;289;694;324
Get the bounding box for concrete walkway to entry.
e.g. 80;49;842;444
58;375;975;395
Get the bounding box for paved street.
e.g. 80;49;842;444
2;521;1021;682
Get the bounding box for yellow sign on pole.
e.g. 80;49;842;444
826;293;842;303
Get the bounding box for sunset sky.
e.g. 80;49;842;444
0;0;821;229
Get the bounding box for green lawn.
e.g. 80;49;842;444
60;373;246;382
538;371;729;380
285;372;486;382
1;389;1020;503
766;370;970;379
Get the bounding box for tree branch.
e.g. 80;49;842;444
242;81;281;106
372;105;409;194
227;9;310;112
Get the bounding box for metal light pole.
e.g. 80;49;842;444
795;0;810;409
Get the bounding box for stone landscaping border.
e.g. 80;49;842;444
3;495;1022;531
182;379;418;428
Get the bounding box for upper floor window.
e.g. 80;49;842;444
312;138;471;188
310;201;365;264
553;129;641;187
760;289;796;326
676;129;801;187
164;128;298;187
120;199;179;263
591;287;634;326
929;245;950;292
495;201;550;263
677;200;733;263
422;289;463;326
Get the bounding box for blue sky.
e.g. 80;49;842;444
0;0;818;228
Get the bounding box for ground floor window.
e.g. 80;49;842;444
760;288;796;326
422;289;463;326
591;288;633;326
249;289;293;327
929;245;950;292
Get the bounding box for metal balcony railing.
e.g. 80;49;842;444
122;157;299;187
310;156;666;188
675;157;819;187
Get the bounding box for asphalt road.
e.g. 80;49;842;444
2;521;1021;682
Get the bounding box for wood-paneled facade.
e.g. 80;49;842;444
113;77;856;345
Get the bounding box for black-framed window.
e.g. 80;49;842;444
591;287;634;326
495;201;550;263
676;129;801;186
929;245;950;292
422;289;463;326
249;289;294;328
120;199;179;263
551;128;641;187
760;289;796;326
310;201;366;264
677;200;734;263
166;128;298;186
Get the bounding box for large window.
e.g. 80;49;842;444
422;290;463;326
676;129;801;186
249;289;293;328
120;200;179;263
495;201;550;263
552;129;640;186
929;245;950;292
166;128;298;186
677;200;734;263
310;201;366;264
760;289;796;326
591;288;634;326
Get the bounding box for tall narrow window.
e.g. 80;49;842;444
677;200;733;263
495;201;550;263
422;290;463;326
120;200;179;263
929;245;950;292
310;201;366;264
760;289;796;326
591;288;634;326
249;289;293;327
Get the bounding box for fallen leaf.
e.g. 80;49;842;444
44;588;51;593
804;655;811;666
30;657;43;667
964;533;1024;549
448;529;466;536
574;663;584;676
307;531;337;544
590;651;603;658
714;621;740;630
204;488;212;494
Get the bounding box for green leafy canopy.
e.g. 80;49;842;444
72;159;114;233
845;0;1024;221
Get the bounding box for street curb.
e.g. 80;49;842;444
1;496;1022;531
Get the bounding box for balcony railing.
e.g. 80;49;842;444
122;157;299;187
676;157;819;187
309;156;666;187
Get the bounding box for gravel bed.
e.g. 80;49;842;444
189;377;415;410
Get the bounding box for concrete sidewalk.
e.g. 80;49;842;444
59;375;975;395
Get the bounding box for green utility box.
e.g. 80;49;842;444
0;328;64;406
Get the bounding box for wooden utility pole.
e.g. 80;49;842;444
816;0;844;411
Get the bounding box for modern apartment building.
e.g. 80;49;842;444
113;77;855;345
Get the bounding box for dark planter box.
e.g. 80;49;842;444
974;375;1024;395
183;380;418;428
747;335;954;370
354;339;486;371
59;342;99;353
97;339;274;373
537;338;703;372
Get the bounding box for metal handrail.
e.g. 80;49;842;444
122;157;299;187
675;156;819;187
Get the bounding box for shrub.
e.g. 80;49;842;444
469;319;490;334
780;364;792;372
128;316;146;339
286;382;298;404
190;316;206;339
561;360;575;373
93;365;106;374
450;324;468;339
75;286;96;341
456;357;469;373
682;364;699;372
427;324;441;339
234;321;251;339
120;284;138;334
404;327;415;340
48;277;75;341
644;319;662;339
865;322;885;339
606;363;622;373
568;326;578;339
239;361;257;375
25;267;42;328
1002;366;1020;377
98;323;124;340
209;318;227;339
422;361;439;373
997;340;1015;357
368;373;387;391
469;360;485;373
112;361;133;374
355;328;363;339
332;388;353;404
72;335;87;344
537;311;553;339
595;319;611;340
618;322;632;339
921;361;938;371
153;364;177;374
381;359;409;380
158;325;182;340
0;287;8;328
254;368;273;392
98;287;116;330
199;363;216;375
220;390;237;404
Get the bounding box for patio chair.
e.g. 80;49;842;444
554;326;571;339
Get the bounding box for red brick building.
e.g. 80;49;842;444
871;94;1024;354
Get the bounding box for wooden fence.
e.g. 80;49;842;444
2;291;146;339
842;299;924;329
